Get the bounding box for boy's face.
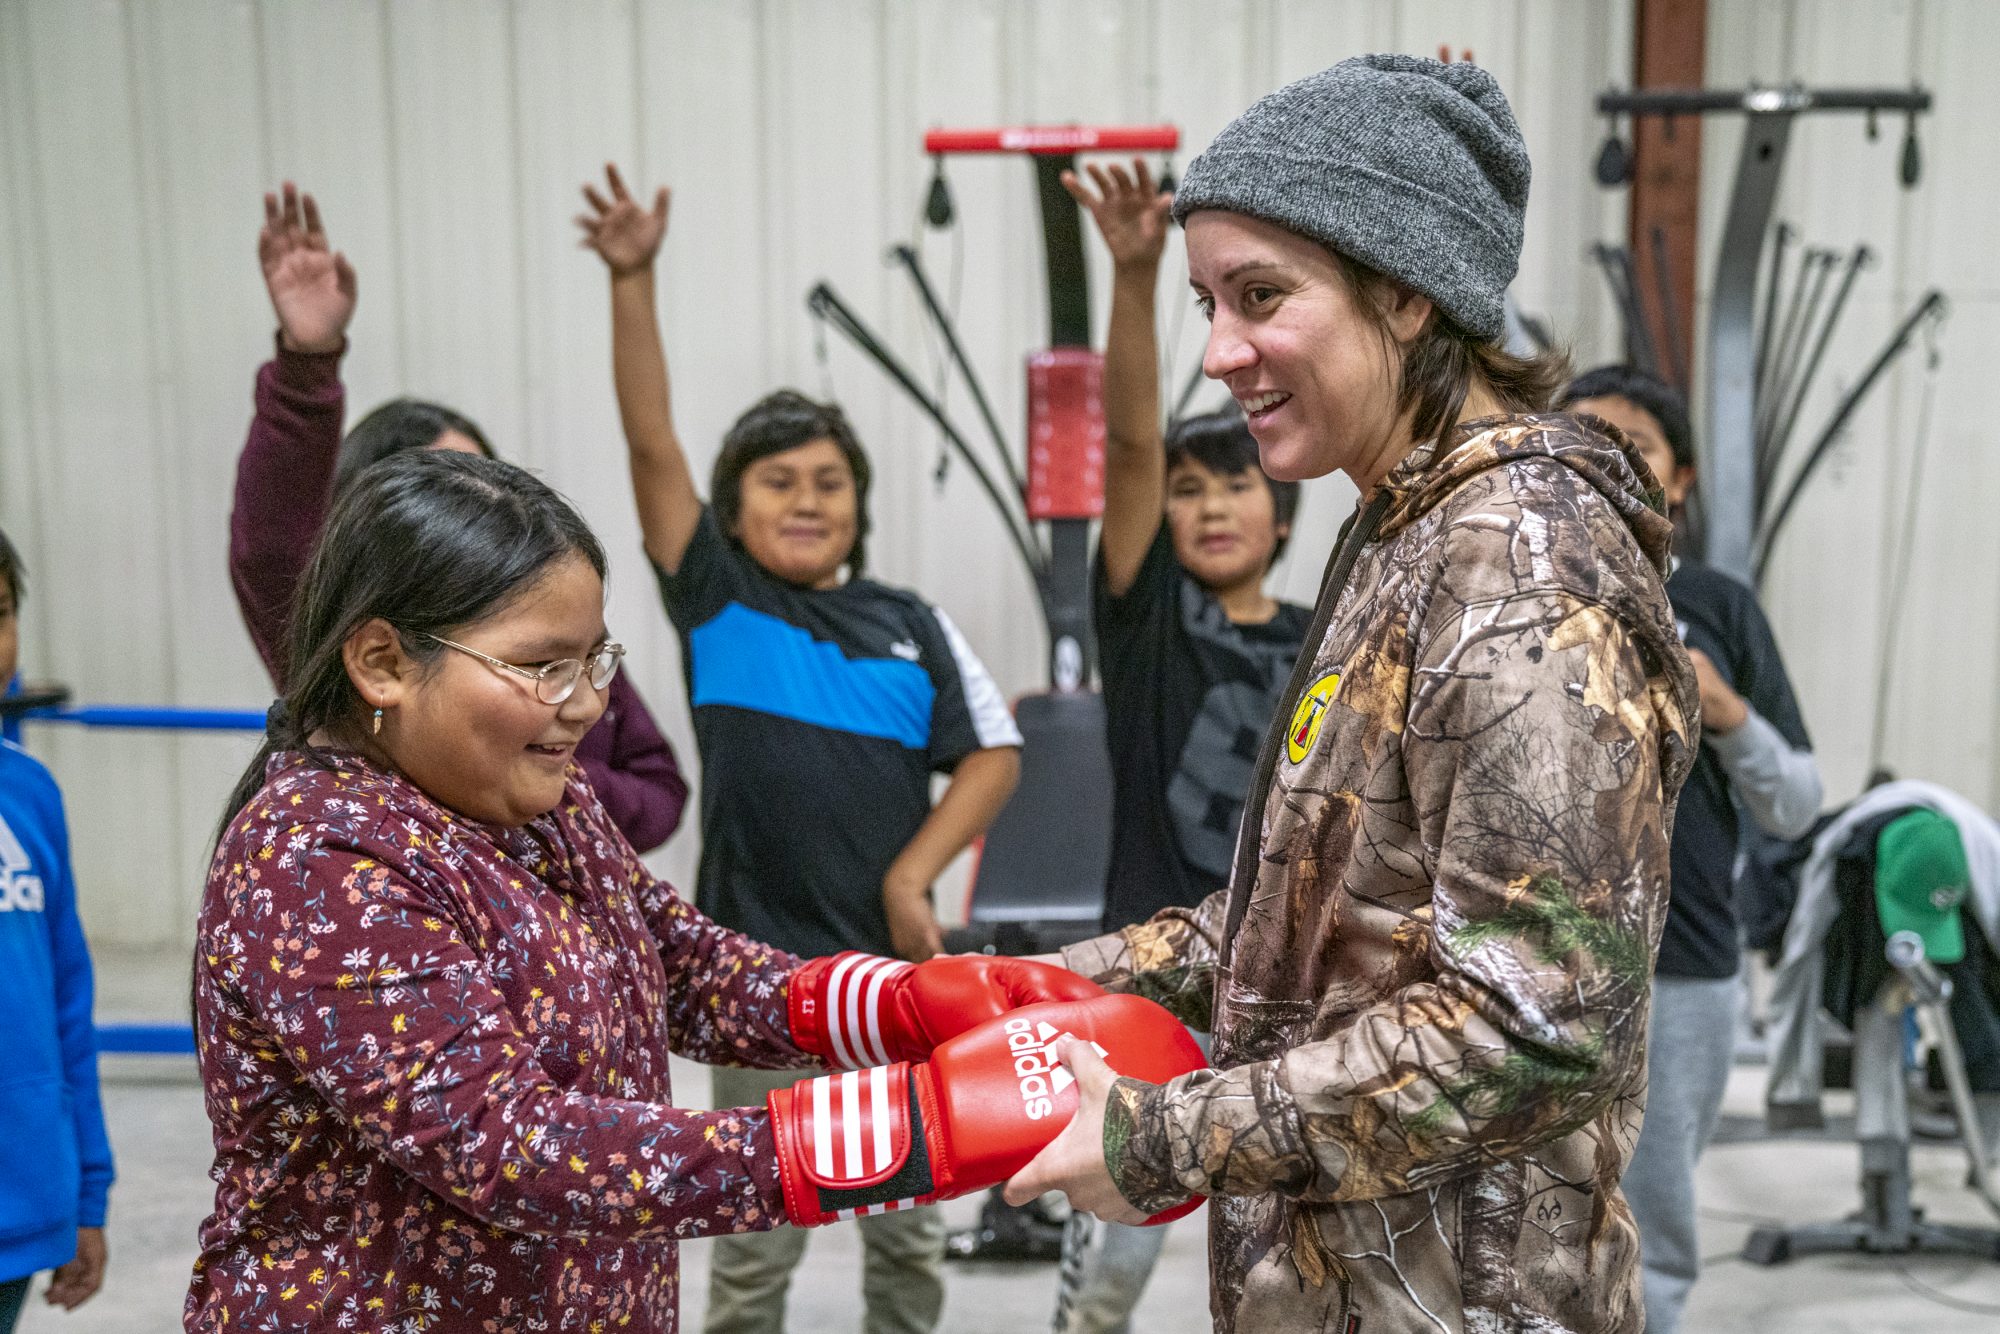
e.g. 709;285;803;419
0;582;16;685
1164;455;1286;595
732;437;860;590
1571;394;1693;509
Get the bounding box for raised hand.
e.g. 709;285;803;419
259;182;356;355
1061;159;1173;271
577;163;670;276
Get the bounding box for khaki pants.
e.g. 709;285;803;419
704;1064;946;1334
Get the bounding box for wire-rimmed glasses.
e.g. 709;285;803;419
425;634;624;705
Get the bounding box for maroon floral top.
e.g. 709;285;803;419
189;750;805;1332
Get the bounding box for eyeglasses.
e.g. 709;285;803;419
424;634;624;705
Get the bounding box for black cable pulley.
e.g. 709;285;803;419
1900;113;1922;188
924;156;955;228
1157;155;1176;196
1594;115;1630;186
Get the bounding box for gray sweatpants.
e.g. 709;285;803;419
1622;973;1740;1334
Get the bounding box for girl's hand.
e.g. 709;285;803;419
260;183;356;355
577;163;671;276
1061;159;1173;272
1003;1038;1147;1224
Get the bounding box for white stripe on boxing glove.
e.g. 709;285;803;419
826;954;910;1069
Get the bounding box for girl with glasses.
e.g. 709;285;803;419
189;450;1092;1332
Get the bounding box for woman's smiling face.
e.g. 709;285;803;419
1186;209;1412;485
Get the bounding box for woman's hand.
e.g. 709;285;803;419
260;183;356;355
1061;159;1173;273
1003;1038;1147;1224
577;163;670;276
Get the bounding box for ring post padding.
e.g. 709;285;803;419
97;1023;196;1055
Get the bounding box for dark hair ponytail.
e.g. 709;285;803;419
215;450;605;843
332;398;496;498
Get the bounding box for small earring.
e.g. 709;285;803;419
372;707;384;736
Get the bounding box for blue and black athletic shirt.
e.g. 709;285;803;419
656;509;1022;959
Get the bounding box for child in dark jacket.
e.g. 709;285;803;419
228;183;690;852
0;528;113;1329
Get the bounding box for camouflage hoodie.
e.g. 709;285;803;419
1064;414;1697;1333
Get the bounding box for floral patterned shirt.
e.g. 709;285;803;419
189;751;805;1332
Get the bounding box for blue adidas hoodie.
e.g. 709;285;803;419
0;740;113;1280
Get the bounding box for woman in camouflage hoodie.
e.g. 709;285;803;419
1009;56;1698;1332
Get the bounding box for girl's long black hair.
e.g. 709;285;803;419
215;449;605;842
332;397;496;498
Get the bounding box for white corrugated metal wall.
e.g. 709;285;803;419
12;0;1991;965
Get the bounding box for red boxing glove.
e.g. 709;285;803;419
768;995;1206;1228
789;951;1106;1069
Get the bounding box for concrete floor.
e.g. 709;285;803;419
29;951;2000;1332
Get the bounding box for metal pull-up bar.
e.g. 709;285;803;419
1600;87;1930;116
922;125;1178;156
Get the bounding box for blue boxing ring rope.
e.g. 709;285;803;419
3;689;267;1055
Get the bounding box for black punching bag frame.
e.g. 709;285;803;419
1594;84;1930;586
810;123;1179;689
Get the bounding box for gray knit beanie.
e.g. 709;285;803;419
1172;54;1529;341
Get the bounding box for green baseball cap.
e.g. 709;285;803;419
1875;808;1970;965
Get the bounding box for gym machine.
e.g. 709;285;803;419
1744;930;2000;1265
809;123;1179;960
809;122;1180;1263
1593;84;1936;586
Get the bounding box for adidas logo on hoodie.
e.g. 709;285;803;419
0;813;47;913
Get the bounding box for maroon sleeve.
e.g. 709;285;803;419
634;876;811;1069
217;830;789;1239
576;673;689;854
228;336;347;686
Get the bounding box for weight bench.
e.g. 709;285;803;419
943;690;1110;958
